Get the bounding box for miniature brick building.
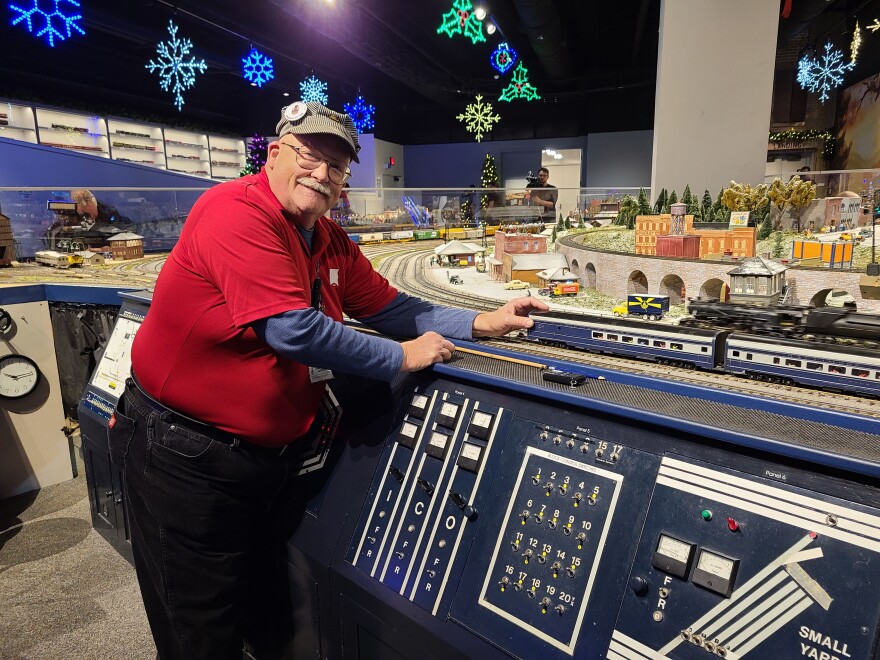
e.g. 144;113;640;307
635;215;756;259
0;212;17;266
108;232;144;260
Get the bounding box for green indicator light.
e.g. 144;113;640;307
701;509;713;521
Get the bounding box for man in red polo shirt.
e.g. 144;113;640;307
116;101;547;659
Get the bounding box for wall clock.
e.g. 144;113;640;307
0;354;41;399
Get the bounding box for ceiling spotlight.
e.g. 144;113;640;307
283;92;290;96
486;23;496;35
554;153;563;160
474;6;487;20
251;82;257;87
545;149;556;156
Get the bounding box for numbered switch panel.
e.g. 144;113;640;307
457;441;485;473
408;393;430;420
436;400;461;429
397;420;421;449
425;429;453;460
467;410;494;439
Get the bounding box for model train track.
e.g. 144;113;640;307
377;249;879;418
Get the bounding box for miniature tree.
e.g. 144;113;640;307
721;181;770;224
757;210;774;240
557;213;565;231
701;190;713;223
551;226;558;243
653;188;668;214
681;185;693;207
480;153;498;209
577;215;585;229
663;190;677;214
771;231;786;258
240;133;268;177
786;176;817;232
564;217;572;229
616;194;638;229
637;187;651;216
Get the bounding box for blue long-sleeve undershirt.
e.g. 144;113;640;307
251;292;479;382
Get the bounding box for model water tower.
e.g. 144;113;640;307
655;201;701;258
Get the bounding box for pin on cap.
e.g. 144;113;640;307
276;100;361;164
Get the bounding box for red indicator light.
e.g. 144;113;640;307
389;156;395;166
727;517;739;532
810;531;818;539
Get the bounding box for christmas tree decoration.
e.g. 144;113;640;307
437;0;485;45
490;43;517;75
456;95;501;142
300;75;329;105
9;0;85;47
851;21;862;65
796;42;853;103
240;133;268;177
769;128;835;160
343;94;376;134
242;48;274;88
480;153;498;208
145;21;207;112
498;63;541;102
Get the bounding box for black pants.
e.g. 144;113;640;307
115;382;306;660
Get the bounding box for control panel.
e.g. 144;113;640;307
343;377;880;659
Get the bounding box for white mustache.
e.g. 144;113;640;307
297;177;331;196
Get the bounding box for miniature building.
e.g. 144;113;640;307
790;240;854;269
503;253;567;284
727;257;787;306
536;266;577;286
494;231;547;261
434;240;481;266
635;215;756;259
76;250;105;266
0;212;17;266
108;232;144;260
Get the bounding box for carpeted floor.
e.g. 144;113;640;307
0;438;155;659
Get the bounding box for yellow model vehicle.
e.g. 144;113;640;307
612;303;628;316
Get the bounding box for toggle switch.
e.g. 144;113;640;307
389;466;404;482
417;478;435;496
448;491;477;521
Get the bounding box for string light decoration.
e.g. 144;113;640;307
769;128;835;161
240;133;269;177
299;75;329;105
851;21;862;65
437;0;485;45
242;48;274;87
480;153;498;209
343;94;375;134
796;42;853;103
146;21;207;111
456;94;500;142
490;43;517;75
868;18;880;32
498;62;541;102
9;0;85;47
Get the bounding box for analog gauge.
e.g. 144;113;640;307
400;421;418;438
440;402;459;417
0;354;41;399
460;443;482;461
657;535;693;564
697;551;736;580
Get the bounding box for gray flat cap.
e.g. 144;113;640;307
275;101;361;164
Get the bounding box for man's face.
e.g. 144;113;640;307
75;194;98;220
537;170;549;185
265;133;350;228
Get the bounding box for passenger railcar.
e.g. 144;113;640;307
35;250;84;269
724;334;880;397
527;311;725;370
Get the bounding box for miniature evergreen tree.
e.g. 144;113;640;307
578;216;585;229
480;153;498;209
681;185;692;206
667;190;678;210
617;194;638;229
701;190;713;223
557;213;565;230
758;209;774;240
564;217;572;229
653;189;668;214
771;231;786;258
637;187;651;216
240;133;268;177
551;226;558;243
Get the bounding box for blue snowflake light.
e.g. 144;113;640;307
343;95;375;134
242;48;274;87
145;21;208;111
9;0;85;47
300;75;328;105
797;42;854;103
490;43;517;75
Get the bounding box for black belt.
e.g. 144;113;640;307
126;375;291;456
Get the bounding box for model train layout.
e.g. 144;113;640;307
524;301;880;398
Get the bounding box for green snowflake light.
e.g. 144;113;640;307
437;0;485;45
145;21;207;111
456;95;500;142
499;63;541;102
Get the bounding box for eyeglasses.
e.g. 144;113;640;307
281;142;351;184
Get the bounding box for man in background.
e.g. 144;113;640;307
71;189;132;230
526;167;557;222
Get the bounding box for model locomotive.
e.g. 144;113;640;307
524;304;880;398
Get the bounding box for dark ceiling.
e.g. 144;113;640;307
0;1;873;145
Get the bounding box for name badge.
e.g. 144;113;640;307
309;366;334;383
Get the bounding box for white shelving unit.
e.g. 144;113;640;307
208;135;246;180
35;108;109;157
163;128;210;178
0;101;37;143
108;118;166;169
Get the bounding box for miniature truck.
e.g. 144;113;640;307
613;294;671;321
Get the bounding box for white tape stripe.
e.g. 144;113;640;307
606;649;630;660
714;582;801;645
661;457;880;530
701;571;787;637
656;475;880;553
784;548;824;564
657;535;814;656
606;642;645;660
610;631;667;659
660;465;880;542
727;591;810;651
734;596;812;656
